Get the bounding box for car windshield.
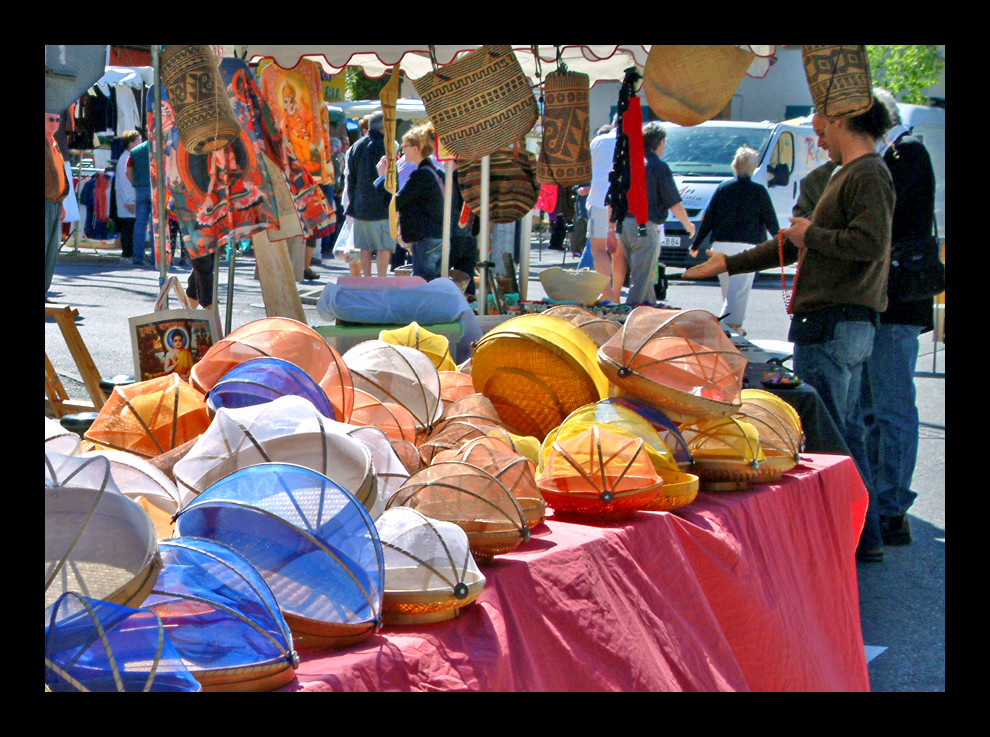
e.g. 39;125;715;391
662;126;773;177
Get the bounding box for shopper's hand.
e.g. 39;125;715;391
684;222;696;239
782;217;811;249
376;155;388;178
682;251;727;279
605;229;618;255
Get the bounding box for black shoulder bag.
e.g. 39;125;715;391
887;216;945;303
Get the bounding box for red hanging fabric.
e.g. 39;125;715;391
625;97;649;226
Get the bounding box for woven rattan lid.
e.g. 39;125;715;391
471;313;608;440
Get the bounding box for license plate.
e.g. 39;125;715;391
660;236;682;247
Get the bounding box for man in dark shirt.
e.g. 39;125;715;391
345;112;394;277
608;122;695;304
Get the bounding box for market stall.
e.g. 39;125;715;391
281;454;870;692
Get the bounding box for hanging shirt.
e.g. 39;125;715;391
259;59;332;184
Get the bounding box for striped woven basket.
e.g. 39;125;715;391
458;143;540;224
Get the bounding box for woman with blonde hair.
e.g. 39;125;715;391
376;123;446;280
689;145;779;334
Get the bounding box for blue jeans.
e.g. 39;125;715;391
858;323;923;518
132;186;153;264
794;319;880;549
410;238;442;282
45;200;62;294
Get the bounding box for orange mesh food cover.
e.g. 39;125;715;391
387;461;530;564
598;307;746;424
542;304;622;347
537;423;664;520
84;374;211;458
433;435;546;529
438;371;477;408
189;317;354;422
471;314;609;440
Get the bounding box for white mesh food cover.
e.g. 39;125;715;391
45;416;81;456
45;451;161;609
345;424;411;515
376;507;486;624
81;449;183;540
172;395;377;512
343;340;444;435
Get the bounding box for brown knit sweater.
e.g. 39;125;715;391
725;152;894;315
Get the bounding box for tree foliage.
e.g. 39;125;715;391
866;45;944;105
345;67;389;101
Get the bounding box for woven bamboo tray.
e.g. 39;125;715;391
282;613;378;651
382;573;486;625
458;520;528;564
538;482;663;521
196;658;298;693
643;471;700;512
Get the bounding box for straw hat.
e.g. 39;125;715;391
642;45;756;126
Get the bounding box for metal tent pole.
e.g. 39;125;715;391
151;46;168;287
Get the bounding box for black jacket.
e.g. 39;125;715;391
693;175;779;248
378;158;445;243
345;130;389;221
882;132;936;331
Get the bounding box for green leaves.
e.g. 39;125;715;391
866;45;945;105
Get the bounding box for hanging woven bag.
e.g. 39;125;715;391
801;45;874;118
537;69;592;187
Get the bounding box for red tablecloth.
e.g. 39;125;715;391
281;454;869;692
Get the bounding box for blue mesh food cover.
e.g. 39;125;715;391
45;592;201;692
206;357;335;419
603;396;694;466
174;463;384;646
142;537;299;690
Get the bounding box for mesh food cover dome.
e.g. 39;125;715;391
45;451;162;609
602;396;694;467
734;389;805;479
542;304;622;347
598;307;747;425
205;356;336;419
173;395;377;512
536;422;665;521
46;415;81;455
348;387;419;445
438;370;477;408
343;340;444;437
680;416;768;490
81;449;183;540
418;393;504;464
45;592;201;692
379;321;458;373
174;463;384;650
471;313;609;440
558;401;699;511
376;507;486;625
387;460;531;564
143;537;299;691
189;317;355;422
346;425;411;514
83;374;211;459
433;435;547;529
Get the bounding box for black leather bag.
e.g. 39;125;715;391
888;218;945;303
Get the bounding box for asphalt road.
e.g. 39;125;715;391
45;240;946;692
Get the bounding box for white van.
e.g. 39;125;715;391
657;117;828;268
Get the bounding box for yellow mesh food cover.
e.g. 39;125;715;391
557;401;699;511
172;395;378;513
379;322;457;373
84;374;211;459
343;340;444;438
734;389;805;478
471;313;609;440
680;416;769;489
542;305;622;347
433;435;547;529
189;317;355;422
45;451;162;609
376;507;486;625
537;423;664;520
387;460;531;564
598;307;747;425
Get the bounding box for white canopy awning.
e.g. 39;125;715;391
94;66;154;94
330;98;428;120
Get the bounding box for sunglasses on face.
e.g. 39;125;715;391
46;115;60;122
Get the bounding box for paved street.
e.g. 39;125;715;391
45;238;945;691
